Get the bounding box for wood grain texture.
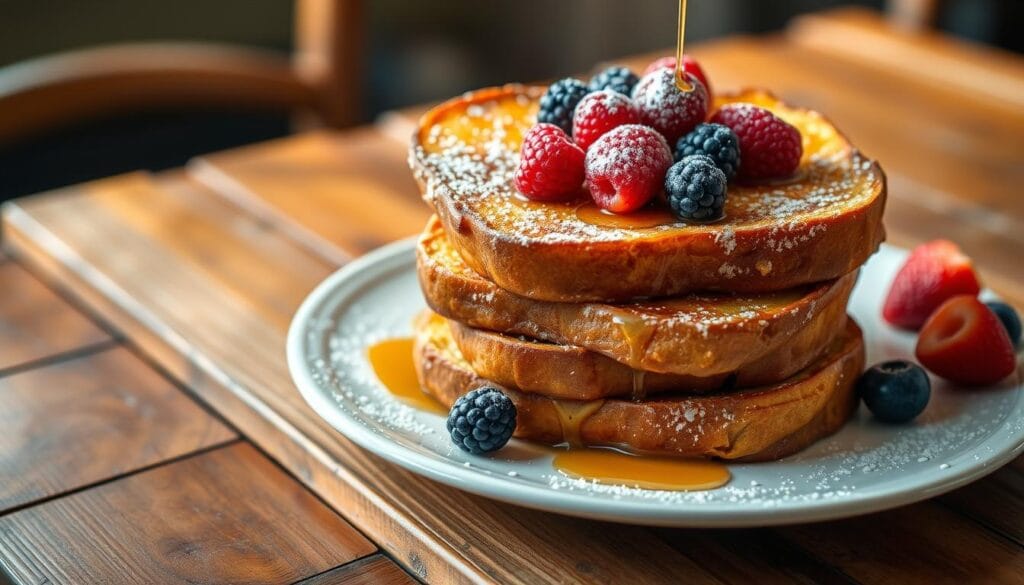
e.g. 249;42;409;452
188;129;428;265
0;258;110;372
1;173;725;584
778;503;1024;585
0;442;375;585
298;555;418;585
789;7;1024;112
0;346;236;512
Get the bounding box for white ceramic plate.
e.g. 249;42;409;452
287;240;1024;527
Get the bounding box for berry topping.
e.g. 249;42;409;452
674;123;741;179
710;104;802;180
665;155;727;222
572;90;641;151
986;301;1022;347
630;68;709;145
641;55;713;102
584;124;673;213
447;387;517;454
857;360;931;424
588;66;640;97
538;77;589;134
882;240;981;330
916;295;1017;387
514;123;585;202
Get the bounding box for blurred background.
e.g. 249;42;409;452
1;0;1021;201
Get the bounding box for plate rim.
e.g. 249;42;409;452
286;237;1024;527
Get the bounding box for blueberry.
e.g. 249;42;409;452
857;360;931;424
985;301;1021;347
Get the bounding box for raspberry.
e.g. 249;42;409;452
572;90;641;151
674;123;740;179
514;123;585;202
631;68;709;145
711;104;802;180
665;155;728;222
588;66;640;97
447;387;517;454
641;55;713;103
584;124;673;213
538;77;589;134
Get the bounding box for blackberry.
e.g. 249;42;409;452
588;66;639;97
446;387;517;454
665;155;727;222
538;78;589;134
674;123;740;179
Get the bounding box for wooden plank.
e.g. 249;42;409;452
298;555;417;585
188;129;428;265
778;503;1024;585
0;346;235;512
939;465;1024;546
0;257;110;372
1;174;725;584
0;442;375;585
655;529;857;585
787;8;1024;113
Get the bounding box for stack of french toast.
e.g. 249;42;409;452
408;77;886;461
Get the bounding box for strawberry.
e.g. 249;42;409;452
916;295;1017;386
882;240;981;330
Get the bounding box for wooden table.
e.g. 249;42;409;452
2;8;1022;584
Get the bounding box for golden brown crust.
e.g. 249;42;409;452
415;313;864;461
449;315;850;400
410;86;886;302
418;217;855;378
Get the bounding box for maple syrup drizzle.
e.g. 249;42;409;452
367;338;447;415
554;447;730;491
551;399;606;447
574;202;676;229
675;0;693;92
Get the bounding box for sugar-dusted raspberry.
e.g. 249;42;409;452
641;55;713;102
514;123;585;201
711;104;802;180
584;124;673;213
572;90;641;151
630;68;709;145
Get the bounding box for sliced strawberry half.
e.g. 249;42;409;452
882;240;981;330
916;295;1017;387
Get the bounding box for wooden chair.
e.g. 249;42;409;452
0;0;363;145
886;0;943;30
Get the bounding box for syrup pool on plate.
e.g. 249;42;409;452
367;338;447;414
553;447;730;491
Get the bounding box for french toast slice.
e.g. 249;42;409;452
411;85;886;302
450;316;829;400
418;216;855;378
415;312;864;461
